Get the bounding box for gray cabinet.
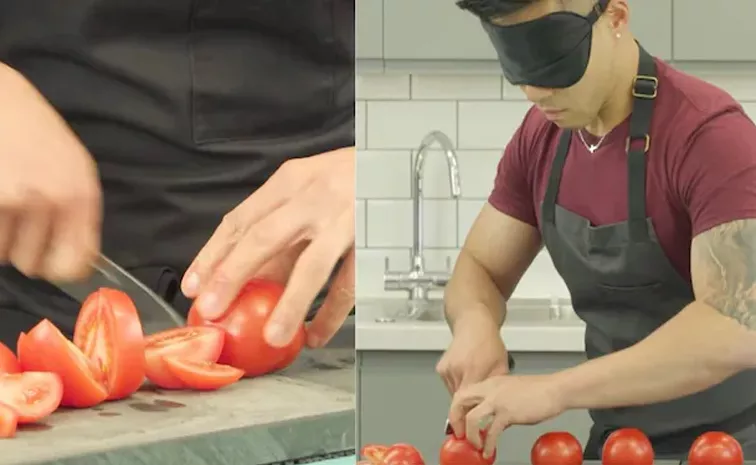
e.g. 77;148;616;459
357;351;592;465
672;0;756;61
631;0;672;60
383;0;497;61
356;1;384;59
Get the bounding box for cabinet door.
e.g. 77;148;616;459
630;0;672;60
383;0;498;61
357;0;384;59
673;0;756;61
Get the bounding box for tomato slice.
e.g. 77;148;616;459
360;444;389;464
18;320;108;408
532;432;583;465
439;435;495;465
0;341;19;375
0;372;63;424
689;432;744;465
602;428;654;465
0;402;17;438
383;443;425;465
144;326;225;389
187;279;306;377
162;356;243;391
74;288;146;400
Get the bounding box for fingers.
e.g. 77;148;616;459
264;211;351;346
0;212;16;264
304;244;355;348
193;200;309;320
9;195;53;276
448;386;478;439
43;193;101;280
483;412;508;459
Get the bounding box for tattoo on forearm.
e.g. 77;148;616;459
692;219;756;329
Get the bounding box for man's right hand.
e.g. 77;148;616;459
436;312;511;395
0;65;101;280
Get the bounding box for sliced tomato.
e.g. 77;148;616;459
187;279;306;377
0;372;62;424
73;288;146;400
162;356;243;391
0;341;19;374
383;443;425;465
361;444;389;463
18;320;107;408
0;402;17;438
144;326;225;389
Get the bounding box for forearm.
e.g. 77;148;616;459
444;248;506;331
554;301;756;410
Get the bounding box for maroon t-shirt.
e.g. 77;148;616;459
489;59;756;281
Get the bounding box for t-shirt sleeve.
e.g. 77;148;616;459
487;107;539;227
676;107;756;237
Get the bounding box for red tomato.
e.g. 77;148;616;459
0;372;63;424
602;428;654;465
144;326;224;389
162;356;243;391
0;402;17;438
360;444;389;463
187;279;306;377
0;341;19;375
18;320;107;408
383;443;425;465
73;288;146;400
440;435;495;465
532;431;583;465
688;432;744;465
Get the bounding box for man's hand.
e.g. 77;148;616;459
448;374;565;459
182;146;355;349
436;311;510;394
0;64;102;280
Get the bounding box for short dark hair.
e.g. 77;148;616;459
456;0;538;19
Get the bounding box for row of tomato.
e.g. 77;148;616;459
359;428;746;465
0;279;304;438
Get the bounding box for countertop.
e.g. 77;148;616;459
356;298;586;352
4;320;356;465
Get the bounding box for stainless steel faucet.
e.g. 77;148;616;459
384;130;462;303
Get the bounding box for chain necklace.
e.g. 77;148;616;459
577;129;608;154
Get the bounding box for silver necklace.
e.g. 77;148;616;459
577;129;607;154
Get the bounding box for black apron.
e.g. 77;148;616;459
540;45;756;459
0;0;354;348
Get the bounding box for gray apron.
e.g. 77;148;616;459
540;45;756;459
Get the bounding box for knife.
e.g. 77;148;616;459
53;254;185;334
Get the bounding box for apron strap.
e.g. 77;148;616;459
626;45;658;241
542;129;572;224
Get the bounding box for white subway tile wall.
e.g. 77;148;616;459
355;70;756;299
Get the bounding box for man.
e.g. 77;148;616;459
438;0;756;459
0;2;355;350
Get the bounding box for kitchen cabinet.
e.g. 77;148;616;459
383;0;498;61
672;0;756;61
357;351;592;464
356;1;384;60
630;0;672;60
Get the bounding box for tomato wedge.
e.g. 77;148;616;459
18;320;107;408
0;402;17;438
383;443;425;465
144;326;225;389
74;288;146;400
162;356;243;391
187;279;306;377
0;341;19;374
0;372;62;424
361;444;389;464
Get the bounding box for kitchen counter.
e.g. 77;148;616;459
356;298;586;352
5;321;356;465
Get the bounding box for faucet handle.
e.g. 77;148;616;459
384;256;391;273
445;256;452;272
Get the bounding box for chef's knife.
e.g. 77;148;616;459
53;254;185;334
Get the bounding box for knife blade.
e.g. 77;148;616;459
53;254;185;334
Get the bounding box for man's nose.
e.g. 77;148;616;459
520;85;556;102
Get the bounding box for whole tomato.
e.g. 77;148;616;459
602;428;653;465
439;435;495;465
688;432;743;465
188;279;305;377
531;431;583;465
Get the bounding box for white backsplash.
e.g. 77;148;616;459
355;68;756;299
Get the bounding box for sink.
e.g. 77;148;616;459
356;297;582;325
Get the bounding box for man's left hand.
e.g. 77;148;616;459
448;374;566;458
182;146;355;349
